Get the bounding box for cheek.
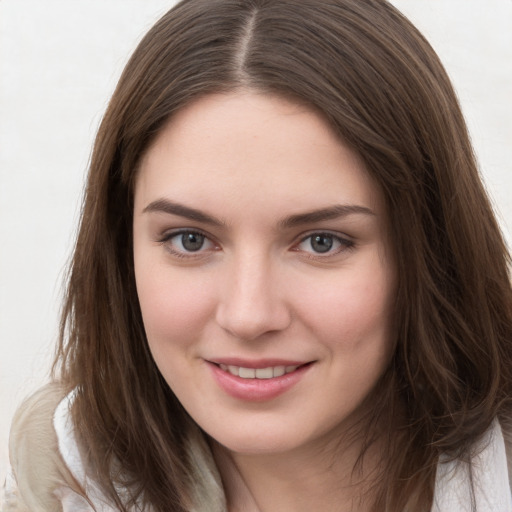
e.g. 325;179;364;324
135;263;216;346
297;268;394;349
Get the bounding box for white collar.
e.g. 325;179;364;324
54;390;117;511
432;418;512;511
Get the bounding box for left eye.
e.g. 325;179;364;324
296;233;351;254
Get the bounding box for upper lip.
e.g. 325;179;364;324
206;358;313;368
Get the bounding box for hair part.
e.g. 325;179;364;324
54;1;512;511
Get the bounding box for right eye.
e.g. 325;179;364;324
160;230;217;257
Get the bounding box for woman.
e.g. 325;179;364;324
5;0;512;511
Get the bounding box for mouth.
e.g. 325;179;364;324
216;363;309;379
208;360;314;401
206;359;315;401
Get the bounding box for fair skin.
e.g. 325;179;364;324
133;91;396;511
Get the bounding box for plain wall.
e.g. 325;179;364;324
1;0;511;483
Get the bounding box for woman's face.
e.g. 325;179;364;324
133;91;395;456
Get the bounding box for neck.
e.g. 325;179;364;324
212;427;382;512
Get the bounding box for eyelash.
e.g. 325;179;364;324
157;229;355;259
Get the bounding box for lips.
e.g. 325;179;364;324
207;359;314;401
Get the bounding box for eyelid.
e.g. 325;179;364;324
158;226;210;241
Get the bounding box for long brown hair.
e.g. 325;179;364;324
54;0;512;510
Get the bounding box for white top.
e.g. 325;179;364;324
53;390;118;511
52;393;512;512
431;418;512;511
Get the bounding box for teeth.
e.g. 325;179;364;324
255;367;273;379
220;364;300;379
239;367;256;378
273;366;285;377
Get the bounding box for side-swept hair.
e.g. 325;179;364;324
54;1;512;510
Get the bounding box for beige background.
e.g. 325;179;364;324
1;0;511;483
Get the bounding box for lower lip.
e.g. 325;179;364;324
208;362;312;402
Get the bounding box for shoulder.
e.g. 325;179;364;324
432;417;512;511
4;384;225;512
501;412;512;491
5;383;93;512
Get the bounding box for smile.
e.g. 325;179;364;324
208;360;314;401
218;364;300;379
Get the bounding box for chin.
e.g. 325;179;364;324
217;435;300;456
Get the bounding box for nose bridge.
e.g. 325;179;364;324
215;245;290;340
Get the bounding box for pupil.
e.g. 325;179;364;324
311;235;333;253
182;233;204;251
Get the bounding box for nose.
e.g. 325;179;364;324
215;251;292;341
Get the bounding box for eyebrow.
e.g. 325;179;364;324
143;198;374;229
142;199;225;227
279;204;375;229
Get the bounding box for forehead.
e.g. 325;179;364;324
135;91;384;218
